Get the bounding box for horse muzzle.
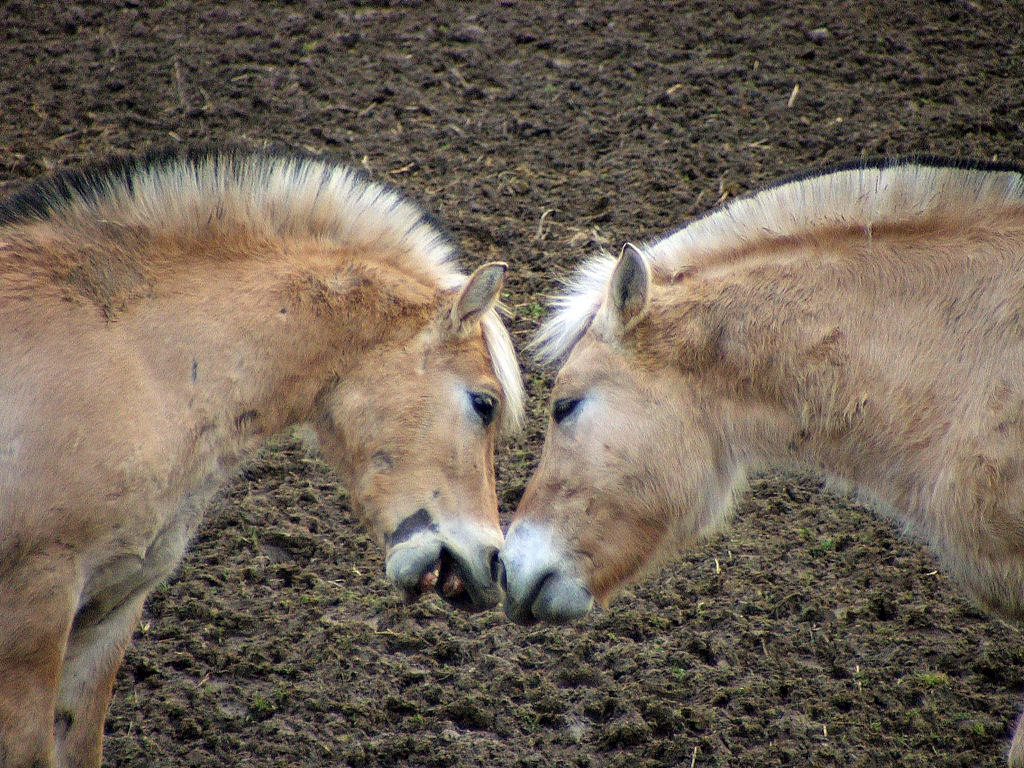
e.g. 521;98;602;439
497;521;595;625
384;512;503;612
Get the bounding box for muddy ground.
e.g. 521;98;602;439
3;1;1024;766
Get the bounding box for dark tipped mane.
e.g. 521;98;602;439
0;144;458;261
643;154;1024;273
0;144;249;226
533;156;1024;366
776;154;1024;192
0;142;464;279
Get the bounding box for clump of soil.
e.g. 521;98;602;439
2;1;1022;766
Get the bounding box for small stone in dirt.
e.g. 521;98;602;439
451;24;487;43
806;27;831;44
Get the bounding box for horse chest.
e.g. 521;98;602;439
75;493;207;631
72;408;271;632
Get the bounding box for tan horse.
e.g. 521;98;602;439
0;145;524;768
498;159;1024;765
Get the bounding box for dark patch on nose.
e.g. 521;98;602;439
388;507;437;547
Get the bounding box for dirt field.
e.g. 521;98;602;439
3;1;1024;766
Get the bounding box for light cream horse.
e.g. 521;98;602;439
0;145;524;768
498;159;1024;765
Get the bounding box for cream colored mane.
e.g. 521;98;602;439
533;159;1024;365
0;146;524;432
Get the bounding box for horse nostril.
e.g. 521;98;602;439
492;552;508;593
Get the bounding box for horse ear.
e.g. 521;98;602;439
608;245;649;327
451;261;507;332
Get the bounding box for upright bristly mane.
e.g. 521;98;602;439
532;157;1024;366
0;145;524;432
0;145;459;281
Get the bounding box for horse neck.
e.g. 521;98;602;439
652;230;1013;507
123;243;438;439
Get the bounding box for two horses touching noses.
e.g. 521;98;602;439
3;147;1024;768
0;146;524;767
498;158;1024;765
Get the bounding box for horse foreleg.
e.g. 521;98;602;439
55;591;147;768
0;551;77;768
0;636;65;768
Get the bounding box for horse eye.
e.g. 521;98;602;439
552;397;581;425
469;392;497;427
